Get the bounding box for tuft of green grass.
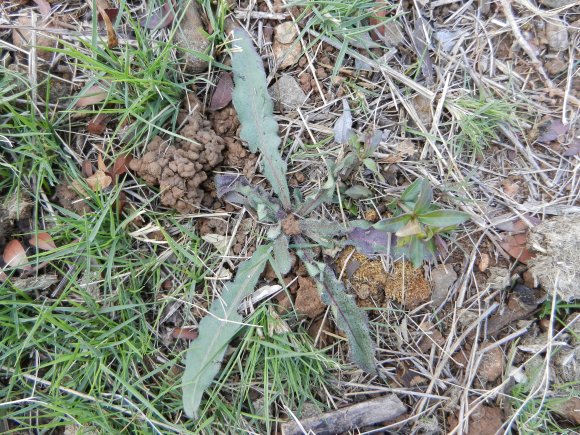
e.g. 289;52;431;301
451;95;516;156
288;0;398;76
197;304;339;433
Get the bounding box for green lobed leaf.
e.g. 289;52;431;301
296;246;377;375
418;209;471;228
231;27;291;208
216;174;282;223
182;244;272;418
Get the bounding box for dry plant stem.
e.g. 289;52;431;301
498;0;552;87
499;0;580;109
280;394;406;435
233;10;288;20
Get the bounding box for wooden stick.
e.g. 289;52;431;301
281;394;406;435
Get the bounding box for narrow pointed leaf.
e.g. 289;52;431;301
373;214;411;233
321;266;377;374
344;185;373;200
182;244;272;418
418;210;471;227
400;179;423;203
231;28;291;208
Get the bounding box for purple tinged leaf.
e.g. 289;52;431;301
334;99;354;144
537;119;569;143
364;130;383;155
347;227;397;255
209;72;233;111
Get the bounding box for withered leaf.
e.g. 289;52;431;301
537;119;569;143
111;154;133;176
499;233;535;264
29;232;57;251
76;85;107;107
85;170;112;191
3;240;29;269
96;3;118;48
209;72;233;111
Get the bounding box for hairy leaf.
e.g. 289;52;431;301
271;235;292;275
296;247;377;375
231;28;291;208
182;244;272;418
418;210;471;227
300;219;348;242
216;174;283;222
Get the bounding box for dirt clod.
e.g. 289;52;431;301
129;94;225;213
295;276;325;318
447;403;503;435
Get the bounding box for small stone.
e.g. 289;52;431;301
545;20;568;51
545;56;568;75
273;22;302;69
430;265;457;306
552;397;580;425
175;3;210;72
477;344;505;383
274;21;297;45
268;74;307;110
